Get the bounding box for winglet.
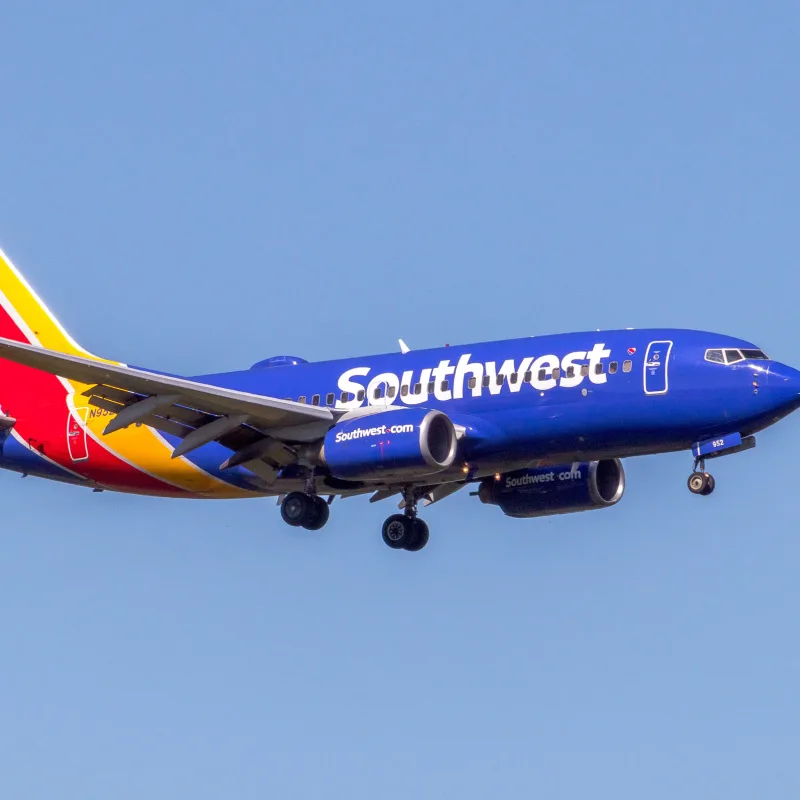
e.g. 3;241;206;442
398;339;411;354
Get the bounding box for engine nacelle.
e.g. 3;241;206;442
478;459;625;518
321;409;458;481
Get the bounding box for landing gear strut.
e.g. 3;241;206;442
280;491;330;530
381;488;430;551
688;458;715;496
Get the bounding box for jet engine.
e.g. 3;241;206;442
478;459;625;518
320;409;457;481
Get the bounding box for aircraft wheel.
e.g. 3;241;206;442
687;472;713;495
382;514;414;549
700;474;716;496
281;491;314;527
303;496;330;530
404;518;430;552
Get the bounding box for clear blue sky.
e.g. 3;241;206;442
1;2;799;797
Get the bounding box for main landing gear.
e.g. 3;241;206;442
279;479;430;552
381;488;429;552
382;515;430;551
280;491;330;530
687;458;716;496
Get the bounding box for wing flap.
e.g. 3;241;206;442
87;382;294;472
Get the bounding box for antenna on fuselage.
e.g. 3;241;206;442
398;339;411;354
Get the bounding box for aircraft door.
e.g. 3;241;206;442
67;406;89;462
644;340;673;395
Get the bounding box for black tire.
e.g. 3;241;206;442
687;472;709;495
700;474;716;496
303;496;331;530
281;491;312;527
382;514;413;549
404;518;430;552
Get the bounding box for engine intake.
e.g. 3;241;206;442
478;459;625;518
321;409;457;481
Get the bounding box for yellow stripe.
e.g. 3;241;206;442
0;249;253;497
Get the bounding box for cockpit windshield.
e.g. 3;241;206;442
725;349;744;364
705;348;769;365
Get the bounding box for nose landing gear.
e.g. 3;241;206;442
688;471;715;495
688;458;715;496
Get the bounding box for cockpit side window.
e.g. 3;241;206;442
705;349;725;364
741;349;769;360
724;349;744;365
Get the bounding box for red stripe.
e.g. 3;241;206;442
0;305;184;495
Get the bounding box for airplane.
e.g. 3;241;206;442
0;245;797;553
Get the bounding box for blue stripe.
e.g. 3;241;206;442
0;431;89;486
158;432;265;492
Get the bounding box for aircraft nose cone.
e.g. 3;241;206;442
767;363;800;407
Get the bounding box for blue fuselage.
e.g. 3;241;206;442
190;328;800;479
2;327;798;495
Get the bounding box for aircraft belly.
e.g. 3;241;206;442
0;429;89;486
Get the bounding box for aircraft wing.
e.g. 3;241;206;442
0;337;335;481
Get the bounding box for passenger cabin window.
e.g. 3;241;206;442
538;369;546;382
524;370;532;383
340;391;351;403
413;383;421;395
427;381;435;393
724;349;744;365
326;393;335;406
553;368;561;380
594;363;604;375
373;387;383;400
357;389;365;402
468;377;477;390
482;375;491;387
401;385;409;397
580;365;589;377
566;366;575;378
312;394;320;406
510;372;518;384
496;375;504;386
622;360;632;373
388;386;397;399
441;380;450;392
609;362;618;374
298;395;306;404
